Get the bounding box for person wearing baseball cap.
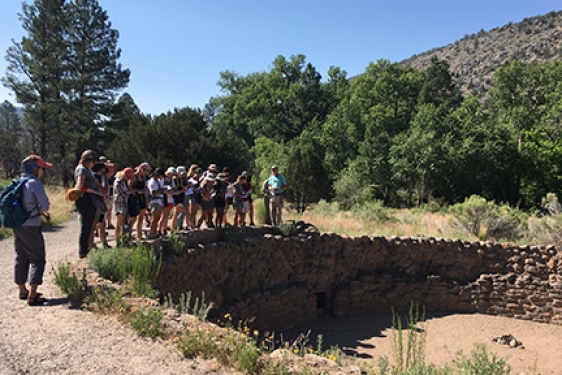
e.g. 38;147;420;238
14;155;52;305
268;164;287;226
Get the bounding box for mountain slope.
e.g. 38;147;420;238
402;10;562;96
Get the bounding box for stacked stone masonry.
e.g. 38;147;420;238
155;226;562;332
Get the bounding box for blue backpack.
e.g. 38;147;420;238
0;177;33;229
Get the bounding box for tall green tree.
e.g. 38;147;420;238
3;0;67;160
64;0;130;158
0;100;24;177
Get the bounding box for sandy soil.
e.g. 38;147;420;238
285;312;562;374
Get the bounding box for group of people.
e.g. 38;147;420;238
9;150;287;307
72;150;288;258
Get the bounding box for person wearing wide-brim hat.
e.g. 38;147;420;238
198;174;217;228
15;155;52;305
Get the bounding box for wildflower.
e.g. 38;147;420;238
173;336;180;343
241;333;247;339
293;349;299;354
253;329;259;337
224;313;231;319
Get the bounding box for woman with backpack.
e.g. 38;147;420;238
12;155;52;306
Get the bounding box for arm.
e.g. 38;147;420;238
75;174;103;196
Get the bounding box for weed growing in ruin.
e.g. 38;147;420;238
162;229;187;256
455;343;511;375
163;291;214;320
277;221;297;237
129;307;163;338
217;224;244;241
53;261;79;295
390;303;427;373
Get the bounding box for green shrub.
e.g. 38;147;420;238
0;227;12;240
351;200;396;223
88;246;130;283
130;244;161;298
177;326;218;359
53;262;79;295
309;199;339;217
129;307;163;338
449;195;523;241
455;343;511;375
277;222;297;237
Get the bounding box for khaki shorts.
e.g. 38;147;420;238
151;202;163;212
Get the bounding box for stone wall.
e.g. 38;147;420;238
155;226;562;332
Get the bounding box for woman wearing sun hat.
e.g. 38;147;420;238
13;155;52;306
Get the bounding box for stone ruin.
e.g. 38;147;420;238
155;222;562;332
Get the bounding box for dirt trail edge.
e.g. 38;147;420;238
0;216;230;375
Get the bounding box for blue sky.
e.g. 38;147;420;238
0;1;560;116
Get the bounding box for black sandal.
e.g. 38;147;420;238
19;291;29;300
28;294;47;306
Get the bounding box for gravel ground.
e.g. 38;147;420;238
0;215;231;375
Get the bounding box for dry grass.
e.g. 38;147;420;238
45;185;72;225
297;208;478;241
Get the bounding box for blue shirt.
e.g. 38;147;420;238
268;174;286;195
20;172;50;227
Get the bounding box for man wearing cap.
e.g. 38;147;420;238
268;165;287;226
14;155;52;306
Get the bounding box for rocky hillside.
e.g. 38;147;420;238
402;10;562;96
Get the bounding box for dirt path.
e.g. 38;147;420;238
0;216;231;375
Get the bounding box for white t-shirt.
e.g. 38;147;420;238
147;177;165;206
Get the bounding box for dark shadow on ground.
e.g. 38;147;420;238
282;311;451;359
42;224;66;233
45;297;71;307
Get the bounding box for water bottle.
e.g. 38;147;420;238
124;222;130;235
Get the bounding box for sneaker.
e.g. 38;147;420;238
107;224;115;229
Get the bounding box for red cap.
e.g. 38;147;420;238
23;155;53;168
